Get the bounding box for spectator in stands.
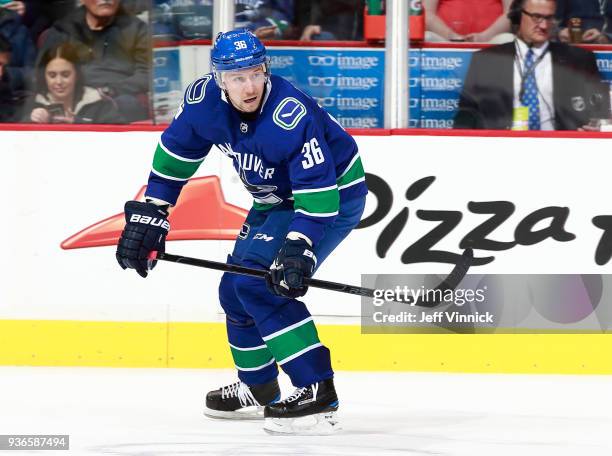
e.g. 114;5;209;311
0;33;9;76
454;0;610;130
152;1;293;41
424;0;514;43
0;34;11;105
38;0;150;122
19;1;77;44
0;2;35;92
294;0;363;41
24;42;122;124
0;1;25;17
556;0;612;44
152;0;214;41
123;0;150;16
122;0;150;24
235;0;294;39
0;34;23;122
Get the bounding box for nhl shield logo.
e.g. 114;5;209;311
240;122;248;133
571;96;586;112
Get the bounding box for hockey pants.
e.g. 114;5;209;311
218;197;366;388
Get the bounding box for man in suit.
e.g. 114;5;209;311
454;0;610;130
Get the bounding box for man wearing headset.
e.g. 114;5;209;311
115;29;367;435
454;0;610;130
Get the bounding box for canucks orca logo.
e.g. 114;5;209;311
273;97;307;130
216;142;282;205
239;168;282;205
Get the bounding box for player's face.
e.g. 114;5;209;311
45;57;77;102
222;66;267;113
82;0;121;19
518;0;556;46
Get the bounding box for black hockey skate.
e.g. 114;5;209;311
263;378;340;435
204;379;280;420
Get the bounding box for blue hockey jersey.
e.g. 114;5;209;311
145;74;367;245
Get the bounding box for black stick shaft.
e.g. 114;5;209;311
155;252;377;297
154;248;473;308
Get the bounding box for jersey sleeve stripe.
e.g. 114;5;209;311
152;143;204;180
292;184;338;194
338;153;361;178
338;176;366;191
295;208;339;217
336;155;365;189
293;187;340;215
158;141;206;163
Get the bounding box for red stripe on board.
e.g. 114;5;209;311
0;124;165;132
418;42;486;50
153;39;612;51
346;128;391;136
155;39;379;48
153;40;475;50
392;128;612;138
154;39;212;48
0;123;390;135
2;124;612;138
418;42;612;52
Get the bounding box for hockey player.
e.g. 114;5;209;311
115;29;367;435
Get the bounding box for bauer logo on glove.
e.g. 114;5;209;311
116;200;170;278
128;213;171;230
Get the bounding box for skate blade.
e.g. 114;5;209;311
263;411;341;435
204;405;264;420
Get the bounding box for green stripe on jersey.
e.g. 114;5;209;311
151;143;205;180
293;187;339;215
230;344;275;370
337;155;365;189
263;319;322;364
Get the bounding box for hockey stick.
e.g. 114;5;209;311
149;248;473;308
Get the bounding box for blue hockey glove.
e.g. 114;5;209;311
266;238;317;298
116;201;170;278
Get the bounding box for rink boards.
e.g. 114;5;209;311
2;129;612;373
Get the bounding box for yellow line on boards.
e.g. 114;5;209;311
0;320;611;374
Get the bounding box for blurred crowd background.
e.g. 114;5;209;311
0;0;610;128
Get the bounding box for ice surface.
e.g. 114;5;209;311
0;367;611;455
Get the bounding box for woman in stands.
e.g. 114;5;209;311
424;0;514;42
25;42;122;124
